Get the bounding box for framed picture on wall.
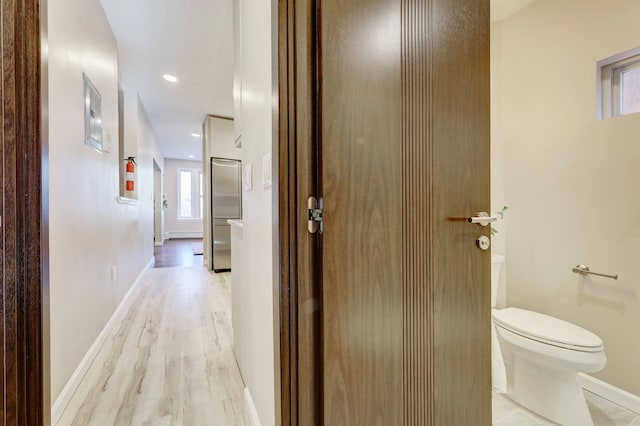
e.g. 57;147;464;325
83;73;103;153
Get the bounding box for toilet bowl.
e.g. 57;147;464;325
491;255;606;426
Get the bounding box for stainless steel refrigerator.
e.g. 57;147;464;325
210;157;242;272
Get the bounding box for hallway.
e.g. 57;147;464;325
57;266;249;425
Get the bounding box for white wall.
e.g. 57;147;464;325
164;158;204;239
490;21;507;258
492;0;640;396
202;116;242;268
231;0;279;424
48;0;163;403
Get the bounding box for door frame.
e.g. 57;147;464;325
1;0;50;423
276;0;321;424
41;0;52;422
16;0;306;419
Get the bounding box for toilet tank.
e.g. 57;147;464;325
491;254;505;308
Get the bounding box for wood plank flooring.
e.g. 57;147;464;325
57;266;249;426
154;239;204;268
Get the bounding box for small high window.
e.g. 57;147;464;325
619;65;640;115
599;48;640;119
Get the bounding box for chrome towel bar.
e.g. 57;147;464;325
572;264;618;281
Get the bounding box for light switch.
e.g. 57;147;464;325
262;152;272;189
243;163;252;192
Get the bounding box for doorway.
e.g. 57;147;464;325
4;0;492;424
153;160;163;247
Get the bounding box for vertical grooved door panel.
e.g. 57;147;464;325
402;0;433;423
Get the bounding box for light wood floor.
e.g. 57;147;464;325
57;266;250;426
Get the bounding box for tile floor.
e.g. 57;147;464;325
493;390;640;425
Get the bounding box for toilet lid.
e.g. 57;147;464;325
492;307;603;352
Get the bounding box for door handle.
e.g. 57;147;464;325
467;212;497;227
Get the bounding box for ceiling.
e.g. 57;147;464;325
490;0;537;21
99;0;532;162
99;0;234;161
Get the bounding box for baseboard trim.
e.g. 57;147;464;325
154;241;163;247
244;387;261;426
165;232;203;239
580;373;640;414
51;257;155;425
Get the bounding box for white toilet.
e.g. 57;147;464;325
491;255;606;426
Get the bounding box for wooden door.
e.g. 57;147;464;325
278;0;490;423
319;0;491;423
1;0;47;423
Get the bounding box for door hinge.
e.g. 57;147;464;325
308;196;323;234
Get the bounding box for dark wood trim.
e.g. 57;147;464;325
277;0;293;421
277;0;322;423
278;0;296;422
1;0;46;423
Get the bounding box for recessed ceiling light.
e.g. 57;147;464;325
188;155;195;159
162;74;178;83
191;133;201;138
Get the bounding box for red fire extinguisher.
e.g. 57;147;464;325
125;157;136;192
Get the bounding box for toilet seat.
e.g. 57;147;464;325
493;308;603;352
